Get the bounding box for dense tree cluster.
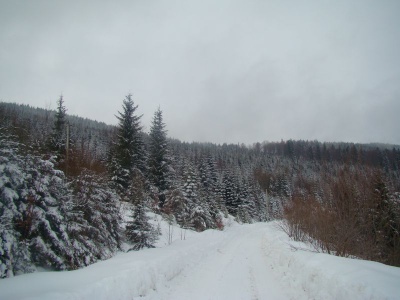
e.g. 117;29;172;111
0;129;120;277
1;97;400;280
0;100;120;278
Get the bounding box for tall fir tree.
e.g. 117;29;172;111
48;95;68;161
148;107;170;206
110;94;146;196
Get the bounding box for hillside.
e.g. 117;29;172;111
1;100;400;282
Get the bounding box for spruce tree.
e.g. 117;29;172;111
0;130;34;277
0;132;87;275
126;202;158;250
110;94;146;195
164;188;189;228
223;171;240;216
148;107;170;206
69;170;122;259
48;95;68;161
181;166;214;231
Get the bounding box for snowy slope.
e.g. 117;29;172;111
0;220;399;300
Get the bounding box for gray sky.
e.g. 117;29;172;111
1;0;399;145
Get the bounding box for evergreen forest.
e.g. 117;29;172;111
1;96;399;278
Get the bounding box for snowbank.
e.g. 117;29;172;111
0;220;399;300
263;221;400;300
0;215;226;300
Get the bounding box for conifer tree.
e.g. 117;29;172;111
126;202;158;250
69;170;122;259
148;107;170;206
110;94;146;195
164;188;189;228
48;95;68;161
223;171;240;216
0;130;34;277
0;131;89;276
181;166;214;231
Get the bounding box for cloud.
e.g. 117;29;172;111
0;0;399;144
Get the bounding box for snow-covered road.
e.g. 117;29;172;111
1;220;399;300
147;225;299;300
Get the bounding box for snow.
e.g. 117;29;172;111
0;219;399;300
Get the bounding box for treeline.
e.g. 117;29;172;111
1;97;399;277
259;139;400;175
255;140;400;266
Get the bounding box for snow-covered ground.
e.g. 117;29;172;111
1;218;399;300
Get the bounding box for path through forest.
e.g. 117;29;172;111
1;221;399;300
146;224;301;300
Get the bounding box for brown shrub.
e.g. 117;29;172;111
283;168;400;266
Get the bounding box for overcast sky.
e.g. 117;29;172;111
0;0;399;145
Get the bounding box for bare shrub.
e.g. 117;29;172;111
282;167;400;266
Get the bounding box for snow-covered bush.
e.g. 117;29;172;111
69;170;122;261
126;202;158;251
0;131;123;278
0;132;73;276
0;132;35;277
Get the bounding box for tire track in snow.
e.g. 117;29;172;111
248;266;259;300
145;224;308;300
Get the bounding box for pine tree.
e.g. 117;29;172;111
148;108;170;205
69;170;122;260
164;188;189;229
48;95;68;161
181;166;214;231
110;94;146;195
198;155;222;223
126;202;158;251
0;131;81;276
0;129;34;277
223;171;240;216
370;173;400;263
236;179;253;223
